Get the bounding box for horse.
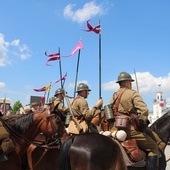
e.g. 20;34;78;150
57;110;170;170
0;109;63;170
25;109;106;170
25;107;68;170
26;128;67;170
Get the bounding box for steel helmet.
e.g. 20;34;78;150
76;83;91;92
54;88;65;96
48;97;55;104
116;72;134;83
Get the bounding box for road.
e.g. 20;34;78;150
165;145;170;170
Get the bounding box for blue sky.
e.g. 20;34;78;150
0;0;170;111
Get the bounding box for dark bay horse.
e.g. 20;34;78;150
0;110;61;170
58;110;170;170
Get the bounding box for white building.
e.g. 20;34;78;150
149;91;170;124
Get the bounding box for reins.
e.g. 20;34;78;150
0;111;59;152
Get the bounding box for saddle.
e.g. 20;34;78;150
114;139;146;168
100;131;146;167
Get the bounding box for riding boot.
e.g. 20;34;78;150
146;155;159;170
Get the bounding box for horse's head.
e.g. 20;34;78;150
150;110;170;144
33;109;65;140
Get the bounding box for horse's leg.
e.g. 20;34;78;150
27;144;36;170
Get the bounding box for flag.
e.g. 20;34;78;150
82;19;101;34
52;72;67;86
33;85;51;92
40;92;46;105
70;41;83;56
45;51;60;66
159;101;164;107
62;41;83;57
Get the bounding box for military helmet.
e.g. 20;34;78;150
48;97;55;104
76;83;91;92
54;88;65;96
116;72;134;83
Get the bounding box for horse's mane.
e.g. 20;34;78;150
8;112;34;134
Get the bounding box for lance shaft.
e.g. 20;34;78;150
64;92;83;133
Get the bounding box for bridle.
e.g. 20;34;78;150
29;114;62;169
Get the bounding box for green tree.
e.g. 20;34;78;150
13;100;22;114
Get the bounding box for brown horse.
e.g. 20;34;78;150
25;110;105;170
26;128;67;170
25;101;68;170
0;110;61;170
57;110;170;170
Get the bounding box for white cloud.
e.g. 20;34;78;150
68;80;89;89
0;34;10;66
103;71;170;103
103;71;170;93
0;33;31;66
10;39;20;46
63;1;107;23
0;82;5;88
18;44;31;60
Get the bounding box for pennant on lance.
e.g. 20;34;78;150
52;73;67;86
82;19;101;34
33;85;51;92
63;41;83;57
45;51;60;66
70;41;83;56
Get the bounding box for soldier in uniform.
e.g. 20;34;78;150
0;112;15;162
52;88;69;123
68;83;103;134
30;102;39;112
110;72;165;170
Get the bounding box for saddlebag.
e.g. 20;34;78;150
115;115;130;129
121;139;146;162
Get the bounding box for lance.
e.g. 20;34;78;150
73;40;82;98
58;47;63;89
64;91;83;133
99;20;102;99
134;68;139;93
46;82;52;103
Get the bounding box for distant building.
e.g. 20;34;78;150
0;98;13;115
149;91;170;124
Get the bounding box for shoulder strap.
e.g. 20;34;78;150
114;89;127;112
72;96;81;104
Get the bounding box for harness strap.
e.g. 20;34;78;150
114;89;127;113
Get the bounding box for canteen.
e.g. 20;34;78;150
104;104;114;121
112;130;127;142
65;114;71;127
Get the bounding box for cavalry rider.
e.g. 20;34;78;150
110;72;165;170
51;88;69;123
68;83;103;134
0;112;15;162
30;102;39;112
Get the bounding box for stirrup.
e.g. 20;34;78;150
0;152;8;162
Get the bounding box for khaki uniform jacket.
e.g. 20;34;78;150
53;98;69;115
110;87;148;123
71;95;101;122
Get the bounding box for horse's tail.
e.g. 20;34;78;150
58;135;75;170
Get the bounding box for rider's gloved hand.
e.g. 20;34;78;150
95;98;103;109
